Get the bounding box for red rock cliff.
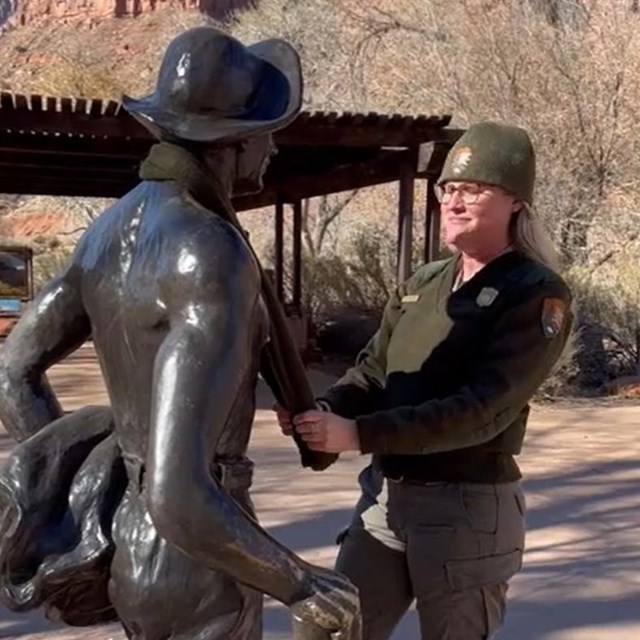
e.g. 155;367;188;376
7;0;256;26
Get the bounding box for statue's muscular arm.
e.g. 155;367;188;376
146;224;312;607
0;265;91;442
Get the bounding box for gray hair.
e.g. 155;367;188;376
511;203;561;272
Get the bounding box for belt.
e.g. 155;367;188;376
211;456;254;492
123;454;254;493
384;473;447;486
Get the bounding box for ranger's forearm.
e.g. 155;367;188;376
317;302;401;418
318;376;381;419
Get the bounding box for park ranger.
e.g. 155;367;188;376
278;121;573;639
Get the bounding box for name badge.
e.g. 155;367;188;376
402;294;420;303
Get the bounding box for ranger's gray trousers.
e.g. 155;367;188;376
334;465;526;640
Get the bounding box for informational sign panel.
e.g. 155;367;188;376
0;250;30;300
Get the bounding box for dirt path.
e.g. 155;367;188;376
0;345;638;639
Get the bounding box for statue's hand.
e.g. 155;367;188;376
290;565;360;635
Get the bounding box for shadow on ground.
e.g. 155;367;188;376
0;350;637;639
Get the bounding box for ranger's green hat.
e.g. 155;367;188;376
438;121;536;203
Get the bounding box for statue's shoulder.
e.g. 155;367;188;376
152;198;259;287
168;209;252;263
73;184;258;289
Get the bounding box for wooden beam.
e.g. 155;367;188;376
397;170;415;284
0;131;151;158
0;158;138;176
0;95;455;149
0;143;377;188
418;141;452;262
292;199;303;313
235;148;420;211
0;104;148;140
0;145;376;171
0;174;137;198
277;119;457;148
424;178;441;263
274;199;285;304
0;148;421;205
0;139;383;200
266;147;377;178
417;138;462;177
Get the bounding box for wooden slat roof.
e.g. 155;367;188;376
0;92;462;208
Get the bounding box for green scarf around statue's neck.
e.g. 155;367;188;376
139;141;236;221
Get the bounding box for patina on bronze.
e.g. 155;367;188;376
0;26;358;640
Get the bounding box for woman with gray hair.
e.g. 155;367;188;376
277;121;572;639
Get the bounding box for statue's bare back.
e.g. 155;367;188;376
78;182;267;464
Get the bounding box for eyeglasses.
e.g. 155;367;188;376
434;183;492;205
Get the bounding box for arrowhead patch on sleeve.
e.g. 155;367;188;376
541;298;567;338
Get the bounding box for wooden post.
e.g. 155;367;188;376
275;198;285;304
397;171;415;284
424;178;440;263
292;199;303;313
27;248;34;301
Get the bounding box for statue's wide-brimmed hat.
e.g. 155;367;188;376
122;26;302;144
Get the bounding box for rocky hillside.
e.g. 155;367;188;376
0;4;227;98
2;0;255;28
0;2;259;267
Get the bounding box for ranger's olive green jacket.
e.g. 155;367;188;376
319;251;573;483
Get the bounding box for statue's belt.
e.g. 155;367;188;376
122;453;255;493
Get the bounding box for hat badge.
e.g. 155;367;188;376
451;146;473;175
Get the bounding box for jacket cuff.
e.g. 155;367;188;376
315;398;332;412
356;412;393;455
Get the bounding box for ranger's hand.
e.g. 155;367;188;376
294;410;360;453
273;402;330;438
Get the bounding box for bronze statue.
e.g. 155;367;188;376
0;27;359;639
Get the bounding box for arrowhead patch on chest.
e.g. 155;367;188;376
476;287;499;307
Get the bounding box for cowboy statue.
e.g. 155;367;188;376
0;27;359;640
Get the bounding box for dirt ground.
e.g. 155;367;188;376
0;344;638;640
